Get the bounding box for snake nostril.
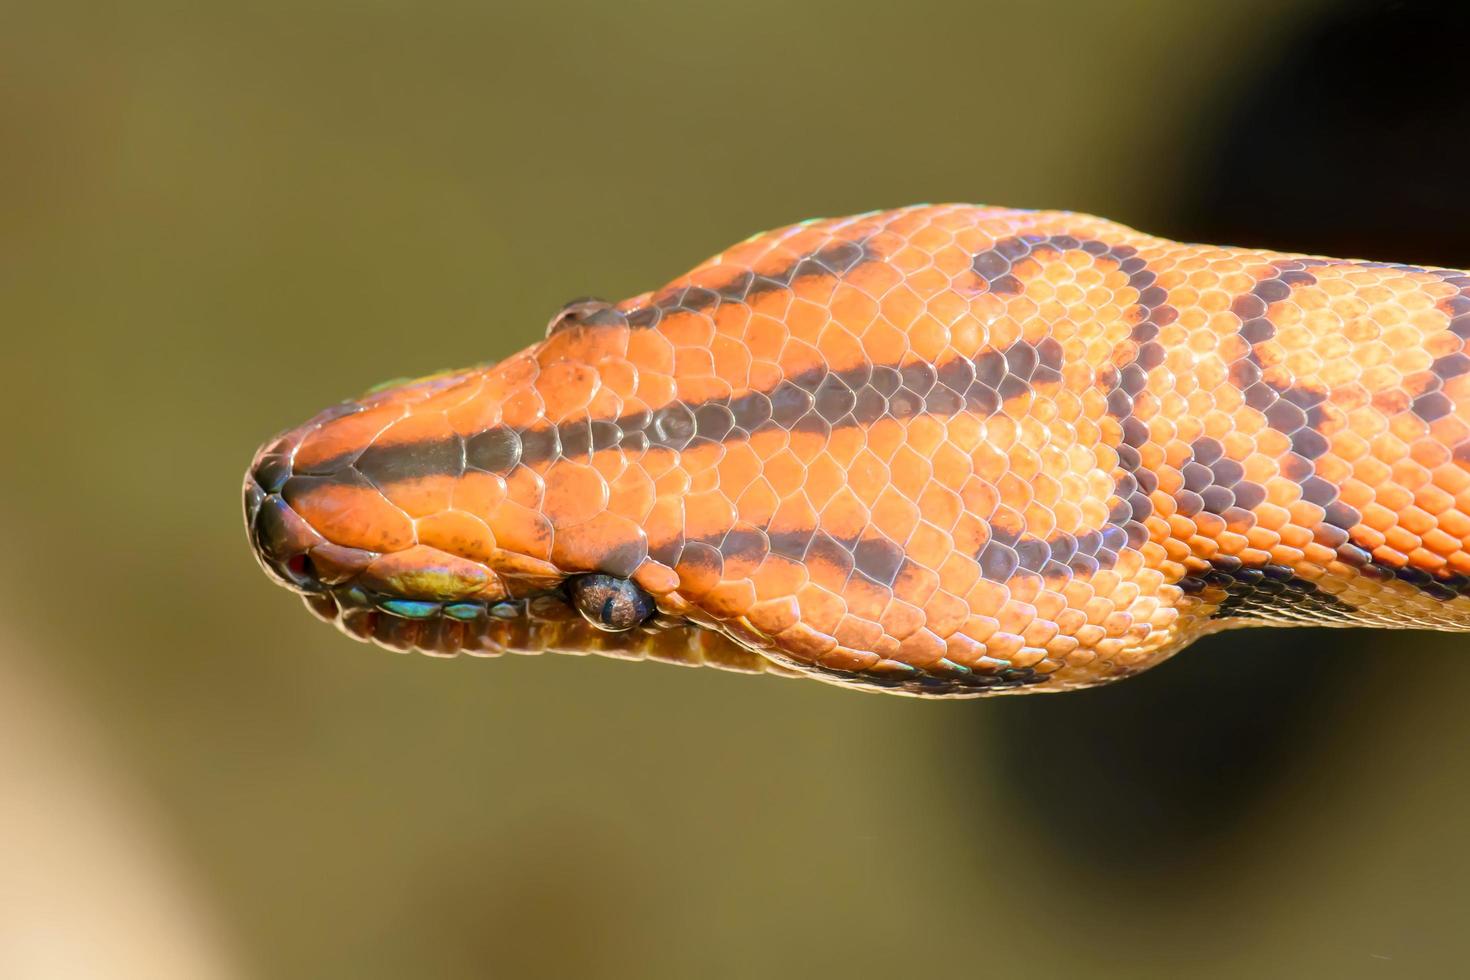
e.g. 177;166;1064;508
251;453;292;494
284;552;321;589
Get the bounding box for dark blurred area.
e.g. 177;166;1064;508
5;1;1470;977
988;0;1470;877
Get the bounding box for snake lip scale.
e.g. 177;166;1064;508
244;204;1470;697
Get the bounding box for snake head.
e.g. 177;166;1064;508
242;353;791;681
245;205;1244;697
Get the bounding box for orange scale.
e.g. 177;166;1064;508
1438;465;1470;498
869;489;923;547
286;482;416;554
813;322;867;372
541;461;610;528
413;375;485;414
780;428;825;465
929;443;976;490
634;562;679;597
827;576;887;625
776;338;828;381
642;497;685;554
833;615;885;652
874;597;926;643
486;508;555;571
687;467;721;495
783;297;831;342
632;371;676;411
594;358;639;400
903;265;951;297
767;487;819;531
746;596;801;635
1422;528;1462;558
503;467;545;509
381;474;457;520
794;545;851;595
803;455;846;510
549;512;645;574
862;317;911;363
934;550;981;597
625;329;676;375
415;510;497;564
1398;505;1438;536
449;470;506;520
709;336;753;388
752;555;810;602
819;427;863;470
683;490;739;542
929;245;974;279
583;385;627;424
829;283;879;329
659;309;717;349
951;506;992;554
817;486;870;541
846;445;890;494
1384;525;1423;555
672;345;717;382
888;446;933;499
446;392;507;437
916;484;962;530
711;442;762;496
864;419;909;463
533;364;599;422
588;448;628;485
904;416;945;457
651;465;690;497
696;576;757;620
895;531;943;585
751;449;802;498
741;314;791;364
847;260;902;298
793;274;840;308
295;404;404;471
734;479;779;527
1438;509;1470;539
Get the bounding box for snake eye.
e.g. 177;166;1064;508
567;574;655;632
545;297;624;336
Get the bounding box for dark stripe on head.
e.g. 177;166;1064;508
624;237;881;329
302;339;1063;486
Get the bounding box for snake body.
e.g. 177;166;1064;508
244;205;1470;697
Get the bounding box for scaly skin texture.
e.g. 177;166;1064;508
244;205;1470;697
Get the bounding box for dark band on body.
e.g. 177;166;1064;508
1177;559;1354;622
1223;259;1470;600
968;235;1173;583
799;656;1046;695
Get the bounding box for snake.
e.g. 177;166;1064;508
243;204;1470;698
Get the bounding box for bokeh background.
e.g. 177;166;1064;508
7;0;1470;976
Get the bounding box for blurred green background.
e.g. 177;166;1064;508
7;0;1470;977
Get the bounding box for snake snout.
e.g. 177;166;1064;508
242;399;376;596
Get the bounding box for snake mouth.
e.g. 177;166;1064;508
243;439;740;662
242;411;534;656
244;463;583;657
